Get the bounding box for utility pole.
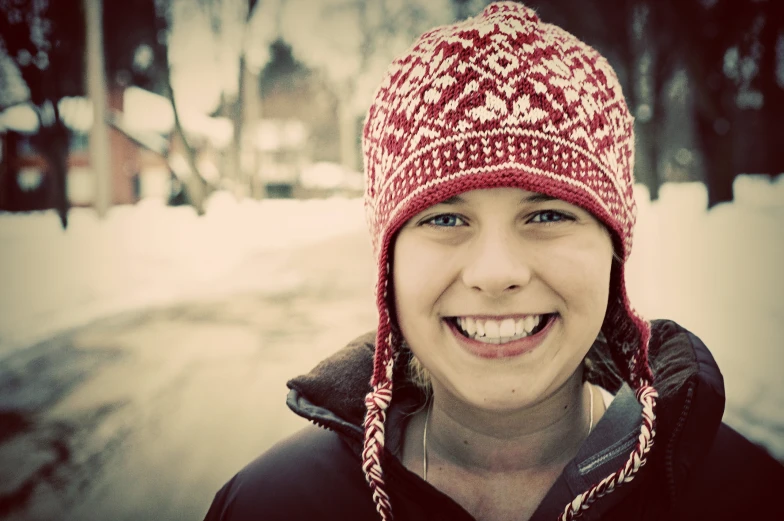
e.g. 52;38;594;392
86;0;112;217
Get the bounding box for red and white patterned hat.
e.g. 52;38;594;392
361;3;657;520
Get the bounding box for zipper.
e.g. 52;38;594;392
665;383;695;506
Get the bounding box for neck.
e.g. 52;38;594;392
426;373;593;473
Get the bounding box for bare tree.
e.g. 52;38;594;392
154;0;212;214
0;0;85;228
193;0;261;198
85;0;112;218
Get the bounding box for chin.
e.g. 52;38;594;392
440;374;550;412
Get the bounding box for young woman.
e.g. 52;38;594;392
203;3;784;520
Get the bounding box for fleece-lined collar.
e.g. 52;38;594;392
286;319;725;515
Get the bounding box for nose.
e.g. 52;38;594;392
460;228;533;297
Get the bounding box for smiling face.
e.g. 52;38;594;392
392;187;614;411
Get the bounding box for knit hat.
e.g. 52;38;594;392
361;2;657;520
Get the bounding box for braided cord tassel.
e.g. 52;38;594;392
362;353;395;521
558;383;658;521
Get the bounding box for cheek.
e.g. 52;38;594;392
544;234;613;310
392;234;447;325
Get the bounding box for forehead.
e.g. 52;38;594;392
428;187;562;207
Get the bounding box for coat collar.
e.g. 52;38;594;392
286;320;726;513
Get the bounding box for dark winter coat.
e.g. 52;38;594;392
203;320;784;521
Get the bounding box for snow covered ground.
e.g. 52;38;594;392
1;175;783;458
0;193;367;356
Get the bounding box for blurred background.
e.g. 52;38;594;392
0;0;782;519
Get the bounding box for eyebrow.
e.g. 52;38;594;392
437;193;559;205
522;193;558;203
439;195;465;205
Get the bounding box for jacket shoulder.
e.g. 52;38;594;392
202;424;377;521
671;422;784;519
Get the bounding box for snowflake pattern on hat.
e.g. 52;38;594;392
365;2;637;259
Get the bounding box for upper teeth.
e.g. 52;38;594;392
456;316;543;343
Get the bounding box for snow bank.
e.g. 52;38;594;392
626;176;784;457
0;193;366;356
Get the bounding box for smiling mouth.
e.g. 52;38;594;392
445;314;556;344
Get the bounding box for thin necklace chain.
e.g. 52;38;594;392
422;398;431;482
423;383;595;482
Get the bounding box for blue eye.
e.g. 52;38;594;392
530;210;571;224
425;214;466;227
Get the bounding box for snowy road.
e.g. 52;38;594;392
0;231;377;521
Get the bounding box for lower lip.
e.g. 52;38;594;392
446;316;557;359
